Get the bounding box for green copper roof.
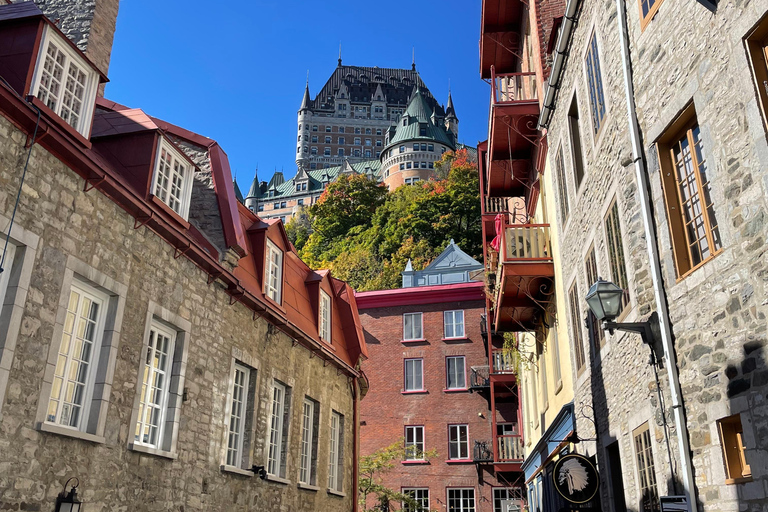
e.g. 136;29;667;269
233;180;244;203
265;160;382;199
384;89;455;150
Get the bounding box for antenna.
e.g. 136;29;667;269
412;47;416;71
338;42;342;66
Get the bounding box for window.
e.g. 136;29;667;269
355;128;361;134
639;0;664;29
448;425;469;460
568;282;586;372
320;290;331;341
267;380;291;478
365;128;371;134
406;162;412;169
312;135;318;143
446;356;466;390
718;414;751;482
298;199;304;206
152;139;193;220
312;125;318;131
325;126;331;132
31;27;99;136
324;147;331;156
273;202;280;209
420;127;427;136
377;129;382;135
302;182;307;191
376;140;382;146
354;137;361;145
555;147;569;223
299;397;320;485
428;162;433;169
568;95;585;190
444;310;465;339
365;138;371;146
585;32;606;135
584;245;605;348
325;136;331;143
605;202;630;314
400;163;405;170
633;423;660;512
46;281;108;430
339;137;345;145
264;240;283;304
225;362;256;469
403;488;429;512
405;425;425;460
404;359;424;391
258;205;264;212
339;127;345;133
365;150;372;157
657;113;721;277
448;488;475;512
311;147;318;155
413;143;419;150
353;149;361;157
338;148;344;157
400;146;406;153
418;144;425;151
280;201;287;208
428;144;434;151
328;411;344;492
494;488;524;512
403;312;423;340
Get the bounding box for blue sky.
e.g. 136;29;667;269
106;0;489;187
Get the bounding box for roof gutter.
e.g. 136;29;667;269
537;0;582;130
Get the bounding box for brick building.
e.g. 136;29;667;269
0;2;368;511
357;242;525;512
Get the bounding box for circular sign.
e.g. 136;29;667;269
552;453;599;504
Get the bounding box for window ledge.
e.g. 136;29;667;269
725;477;753;485
401;460;429;465
446;459;473;464
554;380;563;395
327;489;346;498
443;388;469;393
401;390;428;395
220;465;254;477
128;442;178;460
441;337;469;342
37;422;105;444
266;474;291;485
401;338;427;344
298;482;320;492
28;96;92;149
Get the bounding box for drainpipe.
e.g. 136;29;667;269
352;378;359;512
614;0;698;509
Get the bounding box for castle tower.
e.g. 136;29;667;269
297;80;312;167
445;90;459;141
14;0;121;75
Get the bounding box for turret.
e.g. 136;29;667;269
244;169;263;212
445;90;459;140
297;80;312;166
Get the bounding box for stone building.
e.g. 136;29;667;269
0;2;368;511
527;0;768;510
356;242;525;512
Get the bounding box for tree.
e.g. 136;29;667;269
358;439;438;512
285;206;311;251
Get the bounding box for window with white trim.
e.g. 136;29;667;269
446;356;466;390
405;425;425;460
448;488;475;512
46;281;107;430
448;424;469;460
320;290;331;341
134;321;177;449
444;310;465;338
328;411;345;492
225;362;256;470
265;239;283;304
31;26;99;136
267;380;291;478
404;359;424;392
494;487;525;512
299;397;319;485
152;138;194;220
403;488;429;511
403;312;423;340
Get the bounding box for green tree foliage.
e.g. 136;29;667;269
300;149;481;291
285;206;311;251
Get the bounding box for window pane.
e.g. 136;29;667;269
135;325;175;448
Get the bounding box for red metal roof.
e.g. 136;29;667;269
355;281;485;309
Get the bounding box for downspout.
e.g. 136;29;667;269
613;0;698;509
352;377;359;512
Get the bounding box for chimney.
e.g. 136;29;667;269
15;0;120;76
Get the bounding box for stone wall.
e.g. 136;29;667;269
0;113;357;511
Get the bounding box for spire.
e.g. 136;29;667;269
338;43;342;67
300;78;311;111
412;47;416;71
446;89;456;118
233;178;244;203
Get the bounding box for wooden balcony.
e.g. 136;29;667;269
480;0;525;78
486;69;540;199
491;224;555;333
495;434;524;472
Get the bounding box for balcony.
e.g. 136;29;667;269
496;435;524;463
473;440;494;463
486;69;540;199
491;224;555;333
469;365;490;390
480;0;525;78
491;349;515;375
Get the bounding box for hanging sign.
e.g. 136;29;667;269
552;453;600;504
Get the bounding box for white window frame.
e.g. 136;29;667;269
267;380;288;477
405;425;425;460
444;310;465;339
403;488;430;511
403;312;423;341
299;397;318;485
448;424;470;460
319;289;331;342
264;239;283;304
328;410;344;492
30;26;99;137
447;488;476;512
225;362;251;468
133;321;177;450
446;356;466;390
45;280;108;431
151;138;194;220
404;358;424;392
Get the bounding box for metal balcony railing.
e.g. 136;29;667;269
473;440;493;463
496;434;524;462
469;366;490;389
491;349;515;374
491;67;538;105
503;224;552;261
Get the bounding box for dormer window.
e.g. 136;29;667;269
264;239;283;304
319;290;331;341
152;138;193;220
31;26;99;137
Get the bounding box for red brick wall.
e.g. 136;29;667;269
534;0;567;81
359;299;519;511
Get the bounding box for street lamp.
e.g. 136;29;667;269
55;478;82;512
585;278;654;344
